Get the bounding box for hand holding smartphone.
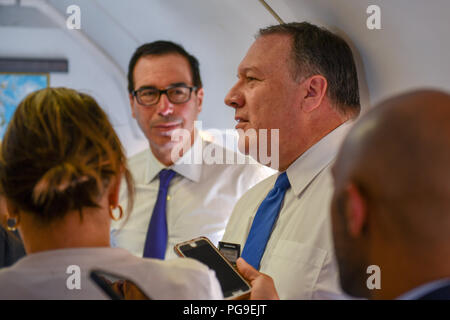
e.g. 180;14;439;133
174;237;251;300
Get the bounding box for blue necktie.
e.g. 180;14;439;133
143;169;176;259
241;172;291;270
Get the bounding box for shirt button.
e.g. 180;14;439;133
167;195;171;201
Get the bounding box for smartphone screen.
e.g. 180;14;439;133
90;269;151;300
178;239;250;299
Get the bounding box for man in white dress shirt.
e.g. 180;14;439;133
111;41;273;259
238;90;450;300
222;22;361;299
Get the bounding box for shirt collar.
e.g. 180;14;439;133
11;247;132;268
286;121;353;197
145;130;203;184
396;278;450;300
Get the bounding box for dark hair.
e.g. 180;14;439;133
0;87;134;223
259;22;360;117
127;40;202;93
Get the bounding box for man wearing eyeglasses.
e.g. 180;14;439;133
111;41;274;260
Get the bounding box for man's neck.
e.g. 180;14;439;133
278;120;346;171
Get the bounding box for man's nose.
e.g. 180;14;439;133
224;83;244;109
157;93;175;116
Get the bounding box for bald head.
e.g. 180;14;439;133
335;89;450;244
332;89;450;299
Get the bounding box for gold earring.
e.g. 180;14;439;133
6;215;20;231
109;205;123;221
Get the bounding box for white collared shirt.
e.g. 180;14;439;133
222;122;353;300
0;247;222;299
111;132;275;259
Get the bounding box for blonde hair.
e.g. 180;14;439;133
0;87;134;223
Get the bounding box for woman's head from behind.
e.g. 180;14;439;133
0;88;133;250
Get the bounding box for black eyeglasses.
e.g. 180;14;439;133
132;84;197;106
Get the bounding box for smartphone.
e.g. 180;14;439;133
174;237;251;300
90;269;152;300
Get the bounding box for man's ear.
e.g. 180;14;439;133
301;75;328;113
345;183;367;237
195;88;204;113
129;93;137;119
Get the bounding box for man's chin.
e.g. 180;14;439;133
150;137;178;151
156;128;181;137
150;128;186;144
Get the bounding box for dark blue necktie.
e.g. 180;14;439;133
241;172;291;270
143;169;176;259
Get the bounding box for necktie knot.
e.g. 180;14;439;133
274;172;290;190
159;169;176;188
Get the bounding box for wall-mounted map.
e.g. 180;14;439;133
0;73;48;139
